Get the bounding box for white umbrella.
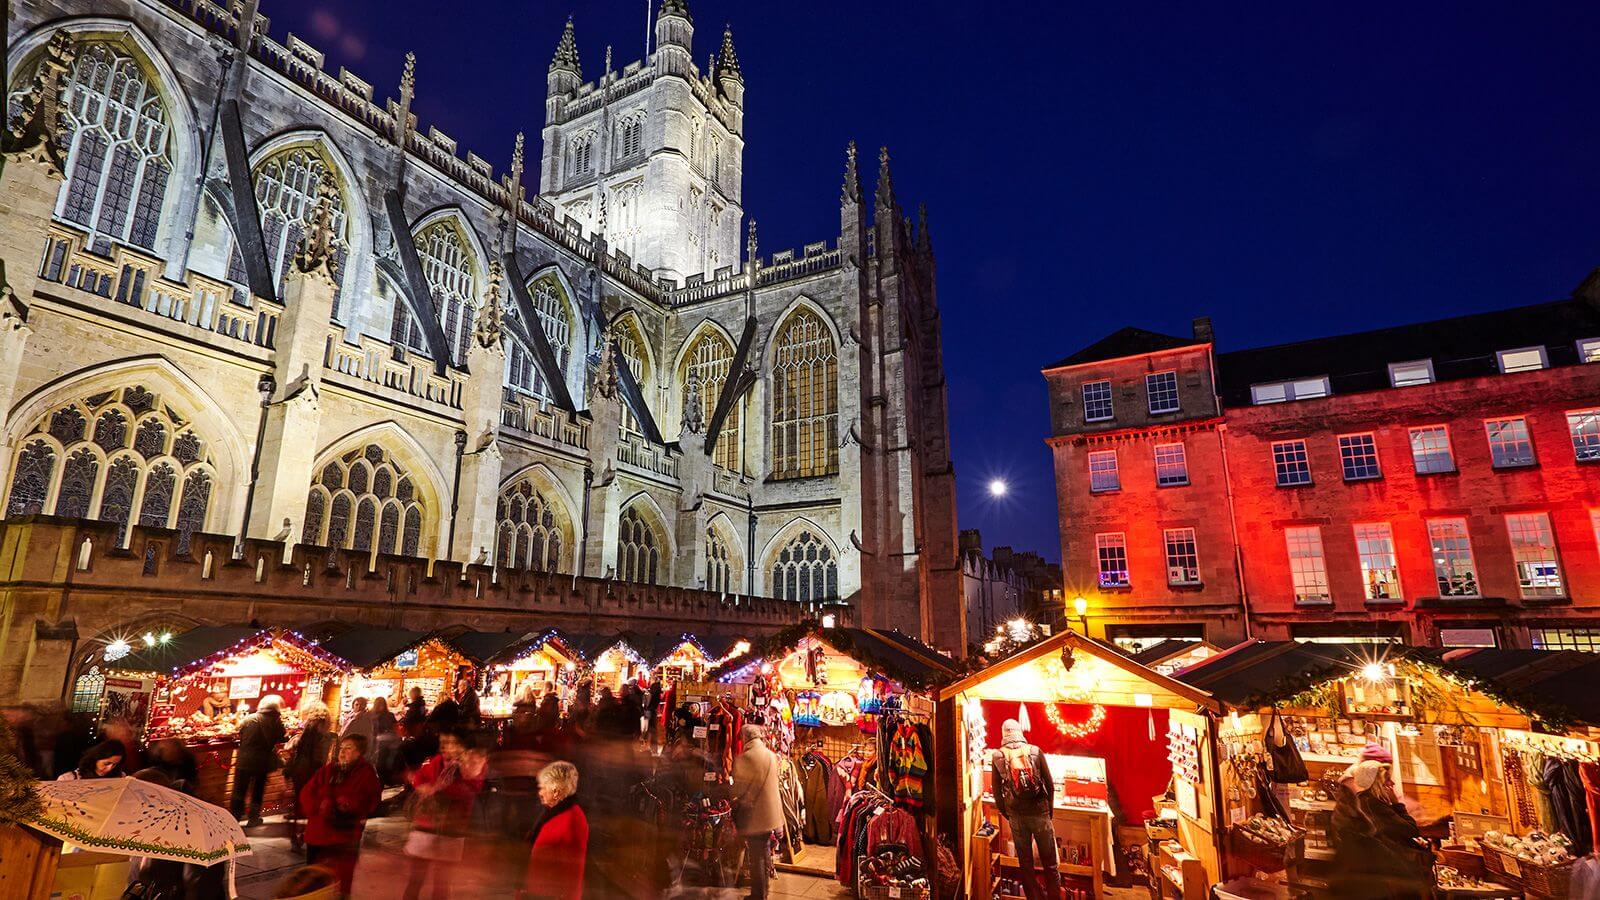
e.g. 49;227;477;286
27;777;251;893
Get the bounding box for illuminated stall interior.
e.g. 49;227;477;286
572;634;651;694
482;630;581;717
938;631;1224;900
317;628;471;722
1176;641;1600;892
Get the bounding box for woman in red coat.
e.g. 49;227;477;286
523;760;588;900
299;735;382;897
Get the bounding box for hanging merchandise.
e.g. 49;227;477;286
1263;707;1308;784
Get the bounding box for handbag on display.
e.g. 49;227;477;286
1264;707;1308;784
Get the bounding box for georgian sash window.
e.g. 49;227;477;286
771;530;838;603
770;310;838;479
253;146;349;313
4;386;215;551
495;478;566;573
302;444;425;558
414;220;478;367
7;42;174;254
684;330;740;471
617;505;661;584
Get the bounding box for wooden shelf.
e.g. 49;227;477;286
1302;752;1361;765
992;853;1094;876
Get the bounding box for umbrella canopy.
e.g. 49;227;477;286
27;777;250;864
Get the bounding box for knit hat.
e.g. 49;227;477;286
1360;742;1392;763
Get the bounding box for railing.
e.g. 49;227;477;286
322;328;464;409
664;243;845;307
501;390;590;451
757;247;843;285
712;467;751;500
38;224;280;350
618;434;678;479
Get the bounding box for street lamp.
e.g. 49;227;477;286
1073;596;1088;634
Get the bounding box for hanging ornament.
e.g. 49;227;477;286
1148;707;1157;741
1018;702;1031;733
1045;702;1107;740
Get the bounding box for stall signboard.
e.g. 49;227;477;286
102;677;153;725
227;676;261;700
393;649;419;669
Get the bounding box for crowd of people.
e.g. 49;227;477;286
4;675;789;900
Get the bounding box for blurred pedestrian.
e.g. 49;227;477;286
454;678;481;731
58;739;124;780
522;761;588;900
732;723;782;900
231;694;286;825
370;696;401;782
403;729;486;900
300;735;381;898
287;702;337;850
146;738;199;793
402;687;428;736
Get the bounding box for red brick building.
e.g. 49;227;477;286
1044;280;1600;650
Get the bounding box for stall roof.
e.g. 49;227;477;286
938;630;1220;711
704;621;961;690
1176;641;1600;728
629;632;708;667
111;626;345;679
441;629;529;665
318;629;432;671
698;633;749;664
1127;639;1214;670
487;628;579;667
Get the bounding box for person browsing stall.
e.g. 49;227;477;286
990;719;1061;900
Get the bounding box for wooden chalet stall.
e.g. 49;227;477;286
1176;641;1600;899
1127;639;1220;679
937;631;1225;900
316;628;472;725
570;633;652;695
481;630;581;717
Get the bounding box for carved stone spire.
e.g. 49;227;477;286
716;26;742;81
550;16;581;75
746;218;758;271
500;132;524;254
293;171;340;280
394;51;416;145
875;145;895;210
659;0;691;22
841;141;861;204
3;32;78;177
474;258;506;349
917;203;932;254
591;326;621;400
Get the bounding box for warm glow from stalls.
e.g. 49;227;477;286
213;648;302;678
959;646;1196;711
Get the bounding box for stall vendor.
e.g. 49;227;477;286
200;683;231;718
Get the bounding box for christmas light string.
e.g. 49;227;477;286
1045;702;1107;739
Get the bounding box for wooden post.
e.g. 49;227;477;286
0;824;61;900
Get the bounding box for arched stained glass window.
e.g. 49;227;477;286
326;494;351;549
402;507;422;556
617;504;661;585
506;275;572;402
5;41;174;253
770;309;839;478
378;502;400;554
495;476;567;573
611;317;650;437
303;443;428;559
415;220;477;367
770;529;838;603
4;387;214;545
706;524;734;594
302;489;325;545
253;146;349;314
683;329;740;472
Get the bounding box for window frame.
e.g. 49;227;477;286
1505;512;1565;600
1163;527;1201;586
1082;380;1114;423
1567;409;1600;463
1146;371;1180;415
1272;439;1313;487
1353;522;1401;602
1485;416;1537;469
1251;376;1331;405
1095;532;1130;588
1426;518;1479;598
1387;359;1435;387
1496;346;1548;374
1087;449;1120;493
1337;432;1383;482
1284;526;1330;604
1408;425;1456;475
1153;442;1189;487
1578;338;1600;364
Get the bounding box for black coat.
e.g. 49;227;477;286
990;742;1054;819
1329;787;1431;899
234;709;286;773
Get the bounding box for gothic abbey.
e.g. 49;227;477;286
0;0;962;698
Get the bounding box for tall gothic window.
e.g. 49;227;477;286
611;317;650;437
617;115;643;159
415;220;477;367
617;505;661;585
683;329;740;472
770;309;839;478
7;41;174;254
706;524;734;594
303;443;426;558
3;386;216;547
770;529;838;603
495;477;567;573
253;146;349;313
383;273;429;357
709;137;722;186
569;134;594;177
507;275;572;400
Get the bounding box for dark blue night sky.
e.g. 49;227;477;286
267;1;1600;562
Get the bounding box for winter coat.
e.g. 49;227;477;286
299;759;381;846
287;722;337;784
523;797;588;900
409;754;483;835
1329;785;1431;899
991;742;1053;819
732;737;784;835
234;709;286;773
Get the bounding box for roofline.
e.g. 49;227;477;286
937;631;1220;712
1041;342;1211;375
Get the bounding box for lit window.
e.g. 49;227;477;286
1164;528;1200;585
1485;417;1536;468
1568;410;1600;462
1427;518;1478;597
1273;440;1312;486
1532;627;1600;652
1497;347;1547;374
1096;533;1129;588
1088;450;1120;493
1154;443;1189;487
769;309;839;479
1285;526;1329;603
1409;426;1455;475
1082;381;1113;422
1388;360;1435;387
1579;338;1600;363
1353;523;1400;601
1506;512;1564;599
1338;433;1382;481
1146;371;1180;415
1251;377;1330;405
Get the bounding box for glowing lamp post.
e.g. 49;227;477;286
1073;596;1089;634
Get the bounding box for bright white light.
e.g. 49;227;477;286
158;632;172;644
821;614;837;629
988;479;1008;498
1006;618;1032;642
562;662;575;672
104;638;132;662
1360;662;1387;682
142;632;156;647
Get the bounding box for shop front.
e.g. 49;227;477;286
937;631;1225;900
699;621;959;893
571;634;652;696
102;626;348;810
481;630;581;718
1177;641;1600;898
318;628;471;725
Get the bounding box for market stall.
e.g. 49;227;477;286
102;626;348;811
570;633;652;696
646;633;718;683
481;629;581;718
1128;639;1220;678
317;628;471;724
700;621;959;892
1178;641;1600;899
937;631;1225;900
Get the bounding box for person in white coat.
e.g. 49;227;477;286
732;724;784;900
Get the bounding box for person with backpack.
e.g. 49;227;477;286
990;719;1061;900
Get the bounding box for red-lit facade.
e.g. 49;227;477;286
1044;293;1600;650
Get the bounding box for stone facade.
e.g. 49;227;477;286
0;0;963;702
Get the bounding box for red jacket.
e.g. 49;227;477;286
524;800;588;900
410;754;484;834
298;759;381;846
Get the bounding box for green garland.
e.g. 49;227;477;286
0;718;41;825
